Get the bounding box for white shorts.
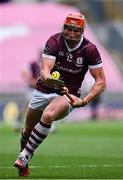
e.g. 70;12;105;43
29;89;73;114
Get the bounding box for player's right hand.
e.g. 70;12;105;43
66;95;87;108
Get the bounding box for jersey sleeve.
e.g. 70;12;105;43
87;45;103;69
42;35;58;60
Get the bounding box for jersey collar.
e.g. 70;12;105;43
64;35;83;52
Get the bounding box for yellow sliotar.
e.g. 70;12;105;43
51;71;60;80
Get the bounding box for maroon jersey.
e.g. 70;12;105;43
36;33;102;97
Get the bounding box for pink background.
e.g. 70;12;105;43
0;2;123;92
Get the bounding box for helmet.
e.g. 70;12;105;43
64;12;86;28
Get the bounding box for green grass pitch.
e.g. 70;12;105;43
0;120;123;179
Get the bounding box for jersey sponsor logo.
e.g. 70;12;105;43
56;64;82;74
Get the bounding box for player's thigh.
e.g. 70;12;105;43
24;107;43;132
43;95;72;121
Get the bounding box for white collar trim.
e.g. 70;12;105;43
64;35;83;52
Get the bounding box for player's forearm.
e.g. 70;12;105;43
40;70;52;81
63;81;106;108
40;58;54;80
82;81;106;105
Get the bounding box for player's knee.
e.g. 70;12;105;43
41;110;55;124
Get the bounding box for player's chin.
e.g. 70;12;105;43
65;37;79;44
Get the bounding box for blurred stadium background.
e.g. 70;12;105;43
0;0;123;179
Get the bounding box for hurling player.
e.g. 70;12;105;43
14;12;106;176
